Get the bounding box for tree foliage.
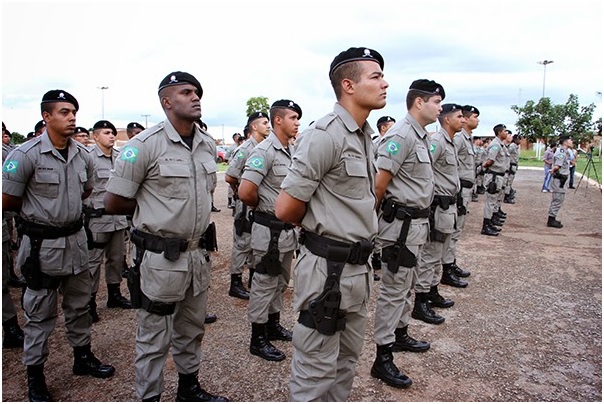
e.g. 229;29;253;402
10;132;25;144
511;94;597;145
245;96;270;118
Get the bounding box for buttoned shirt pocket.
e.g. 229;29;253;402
434;205;457;234
141;251;190;302
333;158;368;200
34;170;60;199
158;163;191;199
202;160;217;193
445;151;456;166
39;237;65;275
414;146;432;178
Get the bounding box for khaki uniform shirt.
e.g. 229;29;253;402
454;129;475;183
2;144;14;163
485;137;508;173
553;147;571;175
2;132;93;276
475;146;485;166
429;129;460;197
509;143;519;165
86;144;128;233
226;137;259;181
105;119;217;301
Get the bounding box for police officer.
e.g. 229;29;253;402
481;124;509;236
2;123;14;161
445;105;480;279
3;90;115;402
34;120;46;137
473;136;486;199
84;120;132;323
239;99;301;362
104;72;227;402
72;126;90;145
126;122;145;139
3;216;24;349
547;135;573;228
371;80;445;389
225;112;271;299
504;133;521;203
275;46;387;401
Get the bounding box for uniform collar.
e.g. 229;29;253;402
460;128;472;140
40;131;80;159
163;118;202;148
267;130;290;153
404;112;428;139
438;127;455;145
333;103;375;137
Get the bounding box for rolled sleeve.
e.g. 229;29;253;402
105;176;140;199
280;172;318;203
241;169;264;187
375;156;399;176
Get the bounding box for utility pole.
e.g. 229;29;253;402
537;60;554;98
141;114;151;128
97;86;109;118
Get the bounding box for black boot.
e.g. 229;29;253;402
370;344;412;388
476;185;485;194
547;216;563;228
392;326;430;353
27;364;52;402
491;214;505;226
228;274;249;300
73;344;115;378
249;323;285;361
211;205;221;213
176;371;228;402
247;268;255;290
471;191;478;202
427;285;454;308
89;293;99;323
481;219;499;237
122;259;131;279
497;208;507;217
412;293;445;324
107;284;133;309
451;260;471;277
441;264;468;288
204;313;217;324
266;312;292;341
2;315;24;349
142;395;161;402
227;197;234;209
503;193;515;204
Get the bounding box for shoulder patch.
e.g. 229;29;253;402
120;146;139;163
491;145;499;151
314;113;338;131
3;160;18;173
429;143;437;153
249;156;264;169
385;140;401;156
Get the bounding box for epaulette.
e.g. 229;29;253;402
135;122;164;142
15;137;42;153
314;113;338;131
256;138;271;151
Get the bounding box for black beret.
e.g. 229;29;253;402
329;47;384;78
409;79;445;100
93;120;117;134
462;105;480;116
158;71;203;97
74;127;89;135
440;103;463;116
271;99;302;120
41;89;79;111
247;111;269;125
127;122;144;131
34;120;46;132
243;125;250;136
377;116;395;127
26;132;35;139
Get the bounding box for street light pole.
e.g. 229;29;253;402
141;114;150;128
97;86;109;118
537;60;554;98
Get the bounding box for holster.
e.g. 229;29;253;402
457;190;467;216
127;246;144;309
381;212;414;273
204;222;218;252
253;212;294;277
429;205;447;243
234;204;253;236
553;172;568;187
509;163;518;175
460;179;474;189
487;180;498;194
83;206;108;250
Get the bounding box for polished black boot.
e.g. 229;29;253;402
228;274;249;300
476;185;485;194
247;268;255;290
2;315;24;349
490;215;505;227
227;197;234;209
497;208;507;217
370;344;412;388
427;285;454;308
412;293;445;324
211;205;221;213
89;293;99;323
481;218;499;236
441;264;468;288
176;371;228;402
392;326;430;353
249;323;285;361
503;193;515;204
27;364;52;402
451;260;471;277
547;216;563;228
266;312;292;341
73;344;115;378
107;284;132;309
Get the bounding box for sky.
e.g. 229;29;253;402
2;0;602;143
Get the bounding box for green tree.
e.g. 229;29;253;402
245;96;269;117
10;132;25;144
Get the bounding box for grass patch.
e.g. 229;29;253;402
518;149;602;182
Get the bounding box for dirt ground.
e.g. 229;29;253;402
2;167;602;402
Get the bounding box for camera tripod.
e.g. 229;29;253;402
575;149;602;193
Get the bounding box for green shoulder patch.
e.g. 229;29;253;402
2;160;18;174
236;151;245;159
386;140;401;156
249;157;264;169
121;146;139;163
491;145;499;151
429;144;437;153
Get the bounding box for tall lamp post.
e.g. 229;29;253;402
141;114;150;128
97;86;109;118
537;60;554;98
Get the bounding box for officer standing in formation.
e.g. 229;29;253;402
371;80;444;389
275;46;386;401
3;90;115;402
472;135;486;199
126;122;145;139
504;132;521;204
84;120;132;323
104;71;227;402
225;112;271;299
546;135;573;228
446;105;480;278
480;124;509;236
239;100;302;362
72;127;90;145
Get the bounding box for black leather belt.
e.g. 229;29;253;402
486;169;505;176
130;229;206;254
301;231;373;265
252;211;294;231
18;218;83;239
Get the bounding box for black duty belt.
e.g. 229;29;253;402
252;211;294;231
130;229;207;254
83;206;106;218
460;179;474;189
381;199;431;221
301;231;373;265
486;169;505;176
18;218;83;240
432;195;457;208
510;163;518;167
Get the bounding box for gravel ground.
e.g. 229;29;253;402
2;167;601;402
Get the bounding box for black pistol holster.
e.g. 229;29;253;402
298;231;373;336
456;190;467;216
429;196;455;243
253;212;294;277
82;206;107;250
553;172;569;188
17;218;83;291
234;204;253;236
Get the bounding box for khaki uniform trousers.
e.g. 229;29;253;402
230;201;253;276
548;175;567;216
22;270;91;365
444;186;471;264
88;229;126;293
247;250;293;323
483;173;502;218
